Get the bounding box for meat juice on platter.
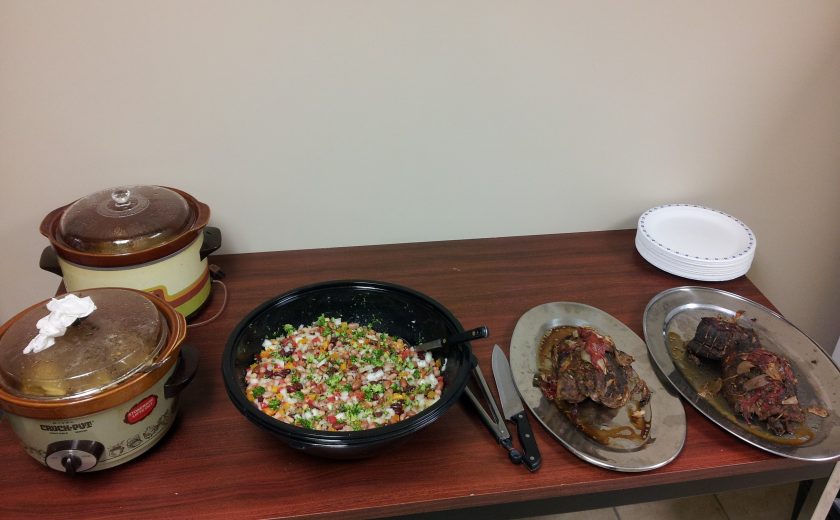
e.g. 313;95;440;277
671;316;828;445
536;326;651;448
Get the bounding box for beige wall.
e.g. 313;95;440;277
2;2;839;350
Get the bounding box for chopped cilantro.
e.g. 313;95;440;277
252;386;266;397
326;373;343;389
342;403;363;417
362;383;384;401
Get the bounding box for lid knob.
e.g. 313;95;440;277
111;188;132;207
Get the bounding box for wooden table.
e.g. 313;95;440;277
1;230;837;519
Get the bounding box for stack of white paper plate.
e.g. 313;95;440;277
635;204;756;281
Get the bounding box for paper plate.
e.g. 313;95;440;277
636;204;756;281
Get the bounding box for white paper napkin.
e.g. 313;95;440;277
24;294;97;354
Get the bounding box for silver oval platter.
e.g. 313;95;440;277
643;286;840;461
510;302;686;472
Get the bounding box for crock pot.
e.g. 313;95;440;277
0;288;198;474
39;185;222;318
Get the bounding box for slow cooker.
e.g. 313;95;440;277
0;288;198;473
39;185;221;318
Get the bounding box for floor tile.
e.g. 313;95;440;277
614;494;727;520
524;506;618;520
519;482;800;520
715;482;798;520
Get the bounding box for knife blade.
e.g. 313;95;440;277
492;344;542;472
415;326;488;352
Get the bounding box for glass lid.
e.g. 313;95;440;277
56;185;193;254
0;288;167;401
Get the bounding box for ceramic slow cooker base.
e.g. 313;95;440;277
57;233;213;318
4;363;181;472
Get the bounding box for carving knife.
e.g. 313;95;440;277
491;344;542;472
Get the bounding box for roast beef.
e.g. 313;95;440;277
721;346;805;436
686;316;760;360
686;316;805;435
538;326;650;409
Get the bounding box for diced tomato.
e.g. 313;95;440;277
580;328;609;374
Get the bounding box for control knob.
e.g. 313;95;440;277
45;440;105;475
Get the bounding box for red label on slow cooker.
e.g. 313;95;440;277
125;395;158;425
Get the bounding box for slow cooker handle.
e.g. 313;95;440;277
200;227;222;260
165;344;200;399
39;246;63;276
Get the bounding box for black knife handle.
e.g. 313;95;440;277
512;411;541;472
441;326;489;347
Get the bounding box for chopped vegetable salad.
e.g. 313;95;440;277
245;316;444;431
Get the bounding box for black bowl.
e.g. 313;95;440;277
221;280;475;458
